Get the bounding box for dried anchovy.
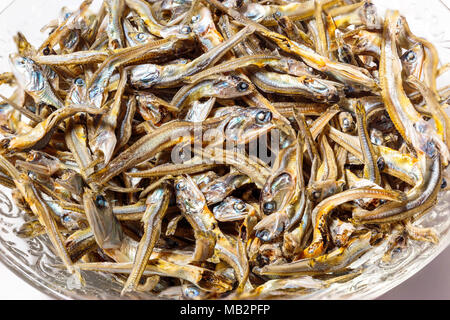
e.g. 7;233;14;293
0;0;447;300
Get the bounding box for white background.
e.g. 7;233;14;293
0;0;449;300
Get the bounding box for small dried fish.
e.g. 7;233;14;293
0;0;447;300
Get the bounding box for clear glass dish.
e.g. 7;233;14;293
0;0;449;300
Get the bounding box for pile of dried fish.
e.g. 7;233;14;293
0;0;449;299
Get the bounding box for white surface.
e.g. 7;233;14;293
0;263;50;299
0;0;449;300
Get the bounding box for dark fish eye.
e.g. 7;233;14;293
175;181;186;191
262;201;276;214
441;179;447;189
179;150;186;159
74;78;84;86
237;81;249;92
256;230;271;242
402;50;416;63
256;110;273;124
181;26;192;34
136;33;146;41
312;191;321;200
95;195;107;208
329;92;340;104
43;47;51;56
377;157;386;171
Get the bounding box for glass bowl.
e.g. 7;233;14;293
0;0;449;300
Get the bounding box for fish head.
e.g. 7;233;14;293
411;120;449;161
222;107;274;143
307;180;345;203
242;3;269;22
213;197;255;222
260;172;295;215
66;77;87;105
260;144;298;215
58;6;73;25
191;7;214;37
130;64;161;88
160;24;193;40
9;54;44;93
83;189;112;215
302;78;341;103
192;171;219;189
212;75;253;99
55;170;85;198
339;111;356;133
359;1;382;29
128;31;152;45
400;44;424;78
190;7;224;49
174;175;206;215
82;188;123;249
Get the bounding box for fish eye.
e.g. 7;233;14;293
233;201;246;212
184;286;200;298
329;93;340;103
256;230;271;242
136;33;146;41
424;141;437;158
343;118;350;128
403;50;416;63
74;78;85;86
181;26;192;34
312;191;321;200
175;181;186;191
43;47;51;56
191;15;200;23
377;157;386;171
273;11;282;18
178;150;187;160
262;201;276;214
17;57;26;65
441;179;447;189
237;81;249;92
255;110;273;124
95;195;107;208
